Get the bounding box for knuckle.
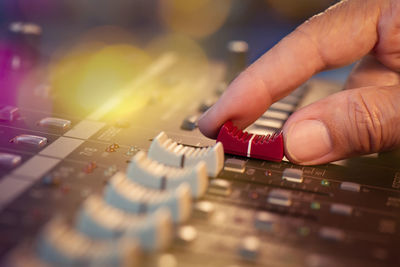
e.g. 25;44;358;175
347;91;384;153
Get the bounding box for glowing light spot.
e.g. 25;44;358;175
49;41;151;117
159;0;232;38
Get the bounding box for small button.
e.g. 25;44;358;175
10;134;47;148
267;189;292;207
227;40;248;82
319;227;345;241
282;168;303;183
340;182;360;192
38;117;71;130
330;203;353;216
181;115;199;130
208;179;231;196
0;105;19;121
194;201;215;219
238;236;260;261
0;152;21;168
224;158;245;173
254;211;277;231
177;225;197;243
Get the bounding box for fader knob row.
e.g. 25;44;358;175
36;217;140;267
76;195;173;251
127;151;208;198
148;131;224;177
12;132;225;266
105;172;192;223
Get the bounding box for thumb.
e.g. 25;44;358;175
283;86;400;165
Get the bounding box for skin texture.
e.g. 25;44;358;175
198;0;400;165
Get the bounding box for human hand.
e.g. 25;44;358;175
198;0;400;165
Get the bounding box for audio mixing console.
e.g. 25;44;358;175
1;26;400;267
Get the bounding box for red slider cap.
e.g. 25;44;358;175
216;121;284;162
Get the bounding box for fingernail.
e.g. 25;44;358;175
285;120;332;163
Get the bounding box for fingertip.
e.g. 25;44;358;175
198;109;219;139
283;118;333;165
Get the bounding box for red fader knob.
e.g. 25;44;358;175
216;121;284;162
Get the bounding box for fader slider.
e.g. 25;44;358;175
148;131;224;177
217;121;284;162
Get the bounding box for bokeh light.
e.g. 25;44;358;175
49;39;151;118
146;33;209;67
159;0;232;39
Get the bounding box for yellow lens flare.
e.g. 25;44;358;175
91;52;177;122
159;0;232;39
49;42;151;118
145;33;212;102
146;33;210;74
49;31;214;122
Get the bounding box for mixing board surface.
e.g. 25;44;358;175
1;27;400;267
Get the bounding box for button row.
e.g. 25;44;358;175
0;105;72;131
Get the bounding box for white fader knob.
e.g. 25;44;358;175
148;132;224;177
104;172;192;223
127;151;208;198
76;195;173;251
36;217;140;267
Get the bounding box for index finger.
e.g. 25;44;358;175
198;0;381;138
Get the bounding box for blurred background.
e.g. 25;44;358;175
0;0;338;62
0;0;350;118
